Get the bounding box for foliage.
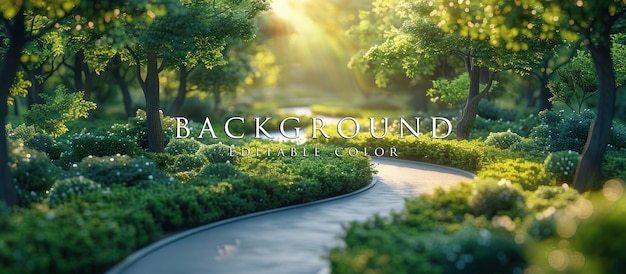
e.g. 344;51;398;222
528;109;624;153
548;50;597;112
471;114;539;140
164;138;203;155
173;154;207;172
8;140;62;206
327;178;580;273
6;124;36;142
24;85;97;137
602;150;626;181
69;155;159;186
428;73;499;106
484;131;523;149
24;133;65;160
0;138;376;272
126;109;179;149
477;100;518;121
478;159;553;191
189;163;243;186
509;138;549;159
197;143;235;164
527;182;626;273
47;177;103;207
544;151;580;184
57;132;139;168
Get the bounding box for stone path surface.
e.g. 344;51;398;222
108;158;474;274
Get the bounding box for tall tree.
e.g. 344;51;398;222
433;0;626;191
351;0;553;139
0;1;132;206
120;0;268;152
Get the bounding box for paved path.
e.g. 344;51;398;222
108;158;474;274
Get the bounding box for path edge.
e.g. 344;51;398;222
106;176;379;273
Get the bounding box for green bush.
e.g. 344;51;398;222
24;85;96;137
47;177;103;207
478;159;553;190
69;155;159;186
189;163;243;186
0;203;159;273
603;150;626;181
6;124;36;141
57;132;139;168
527;184;626;273
544;150;579;184
327;177;583;273
173;154;207;172
484;131;523;149
127;109;179;149
468;179;526;219
0;140;377;273
472;114;540;140
197;143;235;164
164;138;202;155
527;109;624;153
477;100;518;121
9;140;62;206
509;137;548;159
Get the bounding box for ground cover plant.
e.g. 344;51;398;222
0;113;375;273
319;106;626;273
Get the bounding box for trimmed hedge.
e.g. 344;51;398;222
327;179;581;273
0;139;374;273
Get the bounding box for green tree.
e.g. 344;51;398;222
0;1;145;206
120;0;267;152
433;0;626;191
351;0;553;139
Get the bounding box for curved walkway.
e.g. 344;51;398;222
108;158;474;274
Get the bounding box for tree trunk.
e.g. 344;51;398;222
73;50;85;92
143;51;165;153
573;42;615;192
165;66;188;116
111;55;134;117
0;11;26;207
538;78;553;111
213;83;221;113
27;66;44;108
456;61;482;140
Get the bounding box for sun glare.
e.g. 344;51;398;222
268;0;358;96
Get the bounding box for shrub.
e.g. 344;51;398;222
544;150;579;184
164;138;202;155
6;123;36;141
127;109;178;149
69;155;159;186
24;85;96;137
477;100;518;121
509;138;548;159
197;143;235;164
57;132;138;167
528;109;617;153
24;133;66;160
468;179;526;219
0;203;159;273
173;154;207;172
527;183;626;273
478;159;553;190
603;150;626;181
484;131;523;149
47;177;103;207
9;140;62;206
189;163;243;186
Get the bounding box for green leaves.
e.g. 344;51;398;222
24;85;96;137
